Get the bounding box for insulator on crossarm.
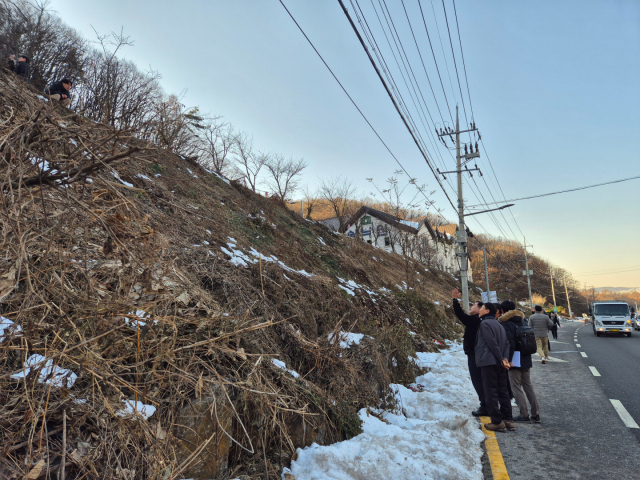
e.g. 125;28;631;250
475;142;479;152
464;144;468;154
440;128;444;136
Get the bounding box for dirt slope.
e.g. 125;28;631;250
0;70;475;479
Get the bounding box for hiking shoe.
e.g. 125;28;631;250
504;420;515;431
472;408;488;417
532;415;541;423
484;422;506;432
513;415;531;422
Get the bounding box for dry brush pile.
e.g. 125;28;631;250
0;72;464;479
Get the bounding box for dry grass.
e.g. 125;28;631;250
0;70;466;479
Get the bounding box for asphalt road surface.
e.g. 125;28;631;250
576;320;640;441
483;320;640;480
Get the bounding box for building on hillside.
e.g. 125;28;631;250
343;206;472;281
318;217;340;232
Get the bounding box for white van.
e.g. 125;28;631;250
591;301;632;337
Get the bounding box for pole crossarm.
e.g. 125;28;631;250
465;204;514;216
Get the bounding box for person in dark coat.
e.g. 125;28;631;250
44;79;73;107
549;312;560;339
498;301;541;423
452;288;486;416
7;54;30;80
475;302;513;432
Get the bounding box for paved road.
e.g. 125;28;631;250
484;320;640;480
576;320;640;441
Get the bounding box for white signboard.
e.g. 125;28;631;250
481;291;498;303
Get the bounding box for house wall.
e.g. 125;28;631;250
345;215;473;282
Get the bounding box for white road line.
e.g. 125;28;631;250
589;366;601;376
610;400;640;429
580;352;587;357
576;344;581;347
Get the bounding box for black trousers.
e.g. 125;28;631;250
467;353;485;408
481;364;512;425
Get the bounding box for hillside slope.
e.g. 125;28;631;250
0;71;472;479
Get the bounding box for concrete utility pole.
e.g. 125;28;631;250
482;244;490;297
563;276;572;318
584;283;589;310
454;107;471;313
549;267;557;313
523;238;534;310
435;109;511;313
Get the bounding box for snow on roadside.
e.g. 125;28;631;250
289;342;484;480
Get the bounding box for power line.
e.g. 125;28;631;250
440;0;469;127
467;174;640;206
337;0;458;212
276;0;437;209
417;0;454;123
451;0;474;120
574;267;640;276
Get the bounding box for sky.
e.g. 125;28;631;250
50;0;640;289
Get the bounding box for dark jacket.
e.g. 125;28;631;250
475;314;510;368
452;298;482;355
45;81;71;99
8;59;30;80
498;309;532;369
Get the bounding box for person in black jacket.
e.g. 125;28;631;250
550;312;560;339
452;288;486;416
44;79;73;107
498;300;541;423
475;302;513;432
7;54;30;81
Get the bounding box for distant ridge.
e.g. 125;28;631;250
595;287;640;293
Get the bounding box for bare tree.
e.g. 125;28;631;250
146;95;209;159
263;155;307;201
76;28;162;129
199;119;238;175
301;184;320;219
233;133;266;191
0;0;88;89
318;176;359;232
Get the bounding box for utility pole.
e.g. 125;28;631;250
435;107;482;313
483;244;490;297
522;238;534;310
454;107;470;313
584;283;589;310
563;276;572;318
549;267;557;313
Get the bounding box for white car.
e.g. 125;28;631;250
591;301;633;337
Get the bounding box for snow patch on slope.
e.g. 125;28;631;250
289;342;484;479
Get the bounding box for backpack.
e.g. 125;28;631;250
515;324;537;355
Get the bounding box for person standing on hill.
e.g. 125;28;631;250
7;54;30;81
530;305;554;363
475;302;513;432
452;288;486;417
498;301;541;423
44;79;73;107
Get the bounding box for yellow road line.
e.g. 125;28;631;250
480;416;510;480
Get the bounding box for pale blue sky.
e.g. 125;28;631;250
51;0;640;288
